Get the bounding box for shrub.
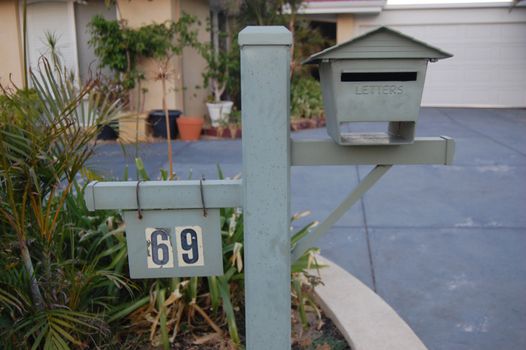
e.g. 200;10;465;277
291;76;324;120
88;14;199;91
0;57;121;348
0;44;322;350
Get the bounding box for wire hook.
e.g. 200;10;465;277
200;175;207;217
136;180;143;220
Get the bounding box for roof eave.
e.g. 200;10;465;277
303;54;451;65
283;0;387;15
302;26;453;65
297;6;384;14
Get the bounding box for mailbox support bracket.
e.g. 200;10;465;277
292;164;392;260
290;136;455;259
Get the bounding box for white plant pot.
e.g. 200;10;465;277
207;101;234;127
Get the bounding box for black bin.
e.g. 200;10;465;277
148;109;182;139
97;123;118;140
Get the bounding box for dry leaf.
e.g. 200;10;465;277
298;335;313;348
316;344;331;350
193;332;221;345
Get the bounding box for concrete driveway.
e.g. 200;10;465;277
89;107;526;350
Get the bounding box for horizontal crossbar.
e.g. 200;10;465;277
291;136;455;166
85;179;243;211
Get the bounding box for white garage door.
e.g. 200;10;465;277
354;7;526;108
390;23;526;107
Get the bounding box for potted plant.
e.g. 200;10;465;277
228;108;241;139
200;37;234;127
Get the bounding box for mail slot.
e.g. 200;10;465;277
304;26;452;145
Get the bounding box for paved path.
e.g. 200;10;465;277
89;108;526;350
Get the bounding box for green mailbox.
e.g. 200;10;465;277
304;26;452;146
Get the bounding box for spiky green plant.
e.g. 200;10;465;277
0;50;124;348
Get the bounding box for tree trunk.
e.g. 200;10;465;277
289;13;296;78
162;75;174;179
19;236;45;310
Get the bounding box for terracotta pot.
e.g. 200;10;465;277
229;125;239;139
176;116;204;141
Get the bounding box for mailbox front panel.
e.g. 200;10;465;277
123;209;223;278
328;59;428;123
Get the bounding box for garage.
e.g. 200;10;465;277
302;1;526;107
371;22;525;107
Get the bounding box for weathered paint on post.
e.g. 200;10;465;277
239;26;292;350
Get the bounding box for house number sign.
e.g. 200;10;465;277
123;209;223;278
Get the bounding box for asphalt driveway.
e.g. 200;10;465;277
89;107;526;350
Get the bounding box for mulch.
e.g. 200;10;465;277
166;313;350;349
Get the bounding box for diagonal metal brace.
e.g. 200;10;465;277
291;164;392;261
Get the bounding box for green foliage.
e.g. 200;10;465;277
88;14;200;90
237;0;289;26
1;10;325;347
88;16;128;73
236;0;332;73
291;76;324;120
0;50;124;348
292;20;334;77
0;58;120;239
301;334;350;350
0;181;135;349
225;40;242;107
199;40;239;103
230;107;242;126
223;0;333;108
1;115;322;348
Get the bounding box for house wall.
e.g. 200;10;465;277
181;0;209;118
116;0;209;115
75;1;117;83
0;0;117;91
336;13;355;44
0;0;24;88
334;6;526;107
117;0;184;112
1;0;210;117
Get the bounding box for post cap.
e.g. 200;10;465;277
238;26;292;46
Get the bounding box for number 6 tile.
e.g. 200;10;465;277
145;228;175;269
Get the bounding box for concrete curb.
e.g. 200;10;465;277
312;255;428;350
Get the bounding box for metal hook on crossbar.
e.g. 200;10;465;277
200;175;208;217
136;180;143;220
90;181;99;211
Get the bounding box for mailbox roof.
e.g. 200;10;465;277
303;26;452;64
